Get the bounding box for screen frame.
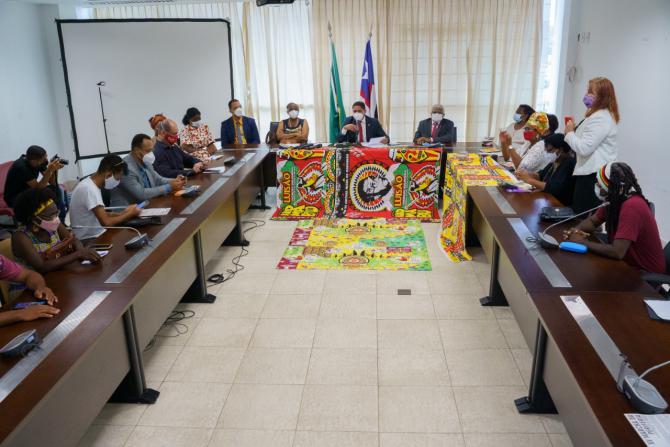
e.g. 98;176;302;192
56;18;234;161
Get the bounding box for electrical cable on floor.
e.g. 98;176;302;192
144;310;196;352
205;219;266;285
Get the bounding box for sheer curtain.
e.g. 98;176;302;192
80;1;314;140
311;0;542;142
80;0;541;142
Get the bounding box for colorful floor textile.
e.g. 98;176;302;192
439;153;515;262
277;218;432;270
272;147;441;222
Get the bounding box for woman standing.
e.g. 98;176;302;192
179;107;217;160
565;77;619;213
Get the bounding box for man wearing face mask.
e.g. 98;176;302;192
69;154;141;241
220;99;261;145
337;101;389;144
153;118;206;178
413;104;456;145
4;145;66;217
110;134;186;207
276;103;309;144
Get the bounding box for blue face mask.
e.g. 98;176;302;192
513;113;523;123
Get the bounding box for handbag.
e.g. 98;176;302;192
42;234;76;260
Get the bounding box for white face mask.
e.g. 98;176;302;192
353;112;365;122
233;107;243;117
594;184;607;201
142;151;156;166
191;120;201;128
431;113;443;123
104;175;120;190
288;110;299;119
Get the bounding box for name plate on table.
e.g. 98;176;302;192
106;218;186;284
507;217;571;288
181;178;228;215
485;186;516;214
0;291;111;403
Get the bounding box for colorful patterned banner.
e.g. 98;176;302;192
277;218;431;270
439;154;515;262
272;147;441;222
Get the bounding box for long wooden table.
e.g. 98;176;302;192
467;185;664;447
0;147;268;446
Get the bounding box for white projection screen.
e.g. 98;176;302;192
57;19;233;159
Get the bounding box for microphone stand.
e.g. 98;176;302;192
538;201;609;248
97;82;110;154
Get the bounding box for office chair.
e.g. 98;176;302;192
643;242;670;298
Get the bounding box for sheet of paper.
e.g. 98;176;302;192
139;208;170;217
81;250;109;265
203;166;227;174
209;154;223;161
214;140;222;149
645;300;670;321
369;137;386;144
626;413;670;446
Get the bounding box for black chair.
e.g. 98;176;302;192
265;121;279;145
451;126;457;144
643;242;670;297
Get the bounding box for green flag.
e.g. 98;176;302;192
329;39;346;143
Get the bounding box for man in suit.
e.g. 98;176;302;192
110;133;186;206
414;104;455;145
337;101;389;144
220;99;261;145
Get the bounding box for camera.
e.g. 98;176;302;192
51;155;69;165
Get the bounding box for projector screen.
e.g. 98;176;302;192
57;19;233;159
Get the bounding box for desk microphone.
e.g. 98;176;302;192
537;201;609;248
71;225;149;249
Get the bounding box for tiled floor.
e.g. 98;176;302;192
79;209;574;447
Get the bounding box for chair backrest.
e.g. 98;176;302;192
265;121;280;145
0;238;14;307
665;242;670;275
0;161;14;215
452;126;457;143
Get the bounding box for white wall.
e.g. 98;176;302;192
559;0;670;239
0;2;63;164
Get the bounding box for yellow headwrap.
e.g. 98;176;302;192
526;112;549;134
34;199;55;216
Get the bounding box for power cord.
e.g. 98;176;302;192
144;309;196;351
205;219;267;286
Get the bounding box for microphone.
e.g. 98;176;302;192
96;81;106;87
537;201;609;248
71;225;149;249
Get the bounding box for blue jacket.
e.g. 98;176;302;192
413;117;456;144
220;116;261;145
336;115;388;143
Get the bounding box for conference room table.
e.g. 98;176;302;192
466;184;665;447
0;147;268;446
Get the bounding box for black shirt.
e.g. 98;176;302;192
4;156;43;207
539;155;577;206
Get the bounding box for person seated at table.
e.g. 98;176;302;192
413;104;455;145
179;107;217;160
153;118;206;178
497;104;535;156
69;154;141;241
515;133;576;205
502;112;556;172
276;102;309;144
220;99;261;145
4;145;67;220
110;134;186;207
565;162;665;274
12;188;101;273
0;255;59;326
148;113;167;145
337;101;389;144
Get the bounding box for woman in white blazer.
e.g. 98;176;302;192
564;77;619;213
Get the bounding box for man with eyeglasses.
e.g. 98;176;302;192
153;118;207;178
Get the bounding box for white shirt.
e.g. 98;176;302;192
564;109;618;175
517;140;556;173
69;177;106;240
343;117;366;142
502;122;530;156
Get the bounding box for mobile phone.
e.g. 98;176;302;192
137;200;149;209
12;300;47;310
91;243;113;250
